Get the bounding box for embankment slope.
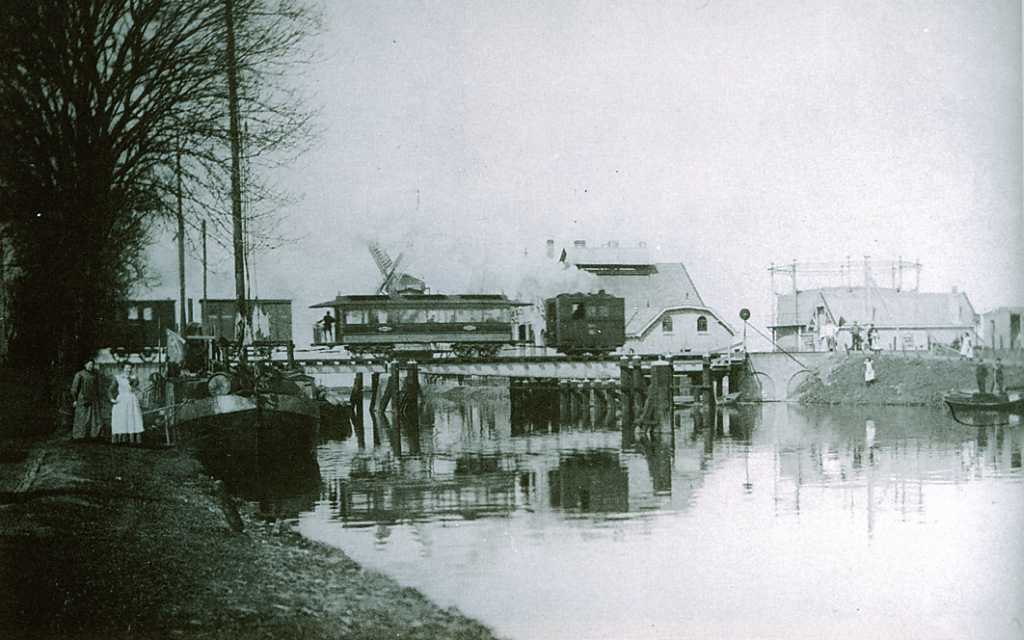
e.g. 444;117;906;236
797;355;1024;406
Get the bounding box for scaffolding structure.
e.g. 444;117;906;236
770;256;922;296
768;256;922;328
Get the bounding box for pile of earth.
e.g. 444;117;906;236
796;354;1024;406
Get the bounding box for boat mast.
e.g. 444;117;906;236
224;0;247;353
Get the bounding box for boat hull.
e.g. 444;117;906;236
165;393;321;490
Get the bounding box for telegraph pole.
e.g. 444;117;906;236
225;0;248;350
201;219;208;331
176;145;187;332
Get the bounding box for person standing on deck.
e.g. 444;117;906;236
70;359;102;441
975;358;989;394
109;364;144;445
321;311;336;343
993;358;1005;395
852;322;863;352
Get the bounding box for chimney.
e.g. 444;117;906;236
573;240;586;248
545;239;555;259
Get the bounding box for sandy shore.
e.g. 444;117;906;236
0;432;501;639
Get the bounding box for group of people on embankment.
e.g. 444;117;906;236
69;358;145;444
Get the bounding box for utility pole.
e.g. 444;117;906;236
201;220;208;331
225;0;247;349
176;145;187;333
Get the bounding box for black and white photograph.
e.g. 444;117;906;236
1;1;1022;638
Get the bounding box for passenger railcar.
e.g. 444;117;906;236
311;294;522;358
544;291;626;355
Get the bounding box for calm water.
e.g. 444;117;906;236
290;388;1023;640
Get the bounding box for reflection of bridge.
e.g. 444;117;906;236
323;469;525;524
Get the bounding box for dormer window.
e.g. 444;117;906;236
697;315;708;333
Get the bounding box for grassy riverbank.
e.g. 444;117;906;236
796;353;1024;406
0;428;500;639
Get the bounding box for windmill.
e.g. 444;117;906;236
368;241;426;296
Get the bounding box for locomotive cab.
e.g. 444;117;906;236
544;291;626;356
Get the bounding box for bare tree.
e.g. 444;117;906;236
0;0;318;377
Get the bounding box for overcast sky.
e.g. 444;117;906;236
146;0;1023;341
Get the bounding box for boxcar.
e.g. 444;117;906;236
311;294;521;358
544;291;625;355
200;298;293;344
98;299;177;351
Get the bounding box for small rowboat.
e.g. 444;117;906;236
943;391;1024;426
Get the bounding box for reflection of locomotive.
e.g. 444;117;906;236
311;294;524;358
544;291;626;356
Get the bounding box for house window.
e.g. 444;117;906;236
127;306;139;320
143;306;153;321
697;316;708;333
661;315;673;333
571;303;585;320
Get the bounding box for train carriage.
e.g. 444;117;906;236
544;291;626;356
311;294;525;358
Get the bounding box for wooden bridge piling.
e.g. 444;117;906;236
369;372;380;412
350;373;365;437
620;360;634;429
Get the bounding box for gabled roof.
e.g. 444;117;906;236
774;287;977;328
572;263;709;336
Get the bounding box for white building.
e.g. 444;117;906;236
558;241;737;355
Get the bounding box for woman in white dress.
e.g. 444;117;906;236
110;364;144;444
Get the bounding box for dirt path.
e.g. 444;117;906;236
0;435;502;639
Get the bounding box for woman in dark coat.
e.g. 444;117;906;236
70;359;102;440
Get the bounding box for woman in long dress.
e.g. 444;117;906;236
110;364;144;445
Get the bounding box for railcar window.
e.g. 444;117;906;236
455;308;484;322
344;309;366;325
572;303;585;320
697;315;708;333
482;307;505;322
370;309;389;324
143;307;153;321
595;305;610;318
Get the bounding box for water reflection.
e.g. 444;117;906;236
300;390;1024;640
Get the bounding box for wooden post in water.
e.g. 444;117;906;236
620;359;633;429
402;362;419;430
631;358;646;418
386;361;400;425
350;373;364;437
702;355;716;409
650;361;674;432
559;379;571;424
369;372;380;412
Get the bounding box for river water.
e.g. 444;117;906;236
288;388;1023;640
